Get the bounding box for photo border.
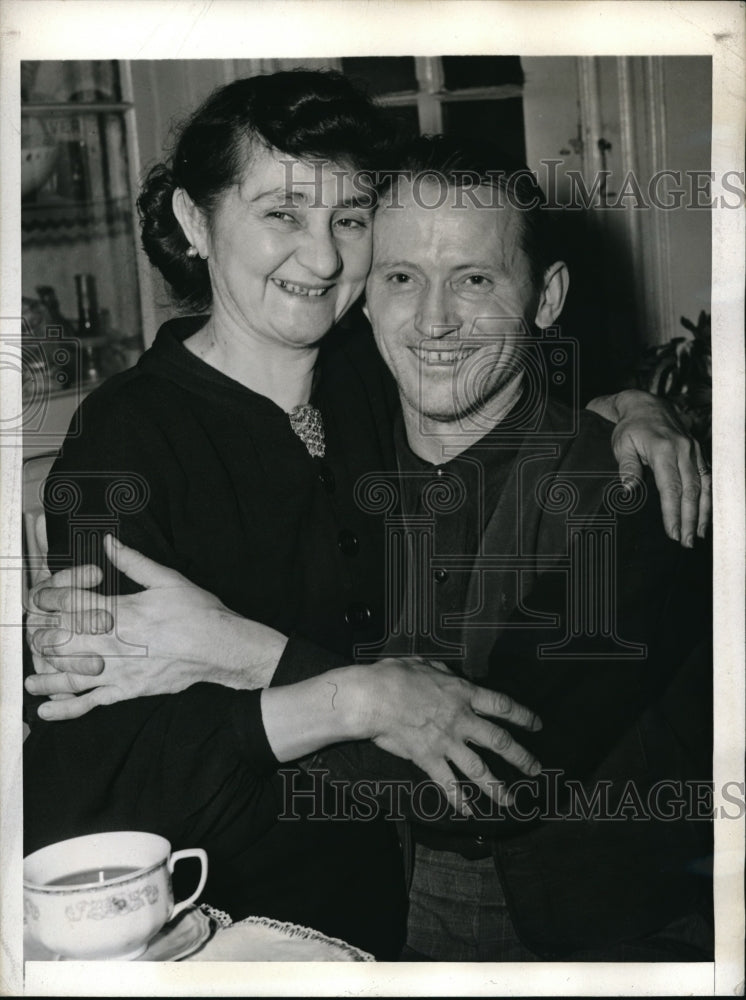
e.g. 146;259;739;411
1;2;743;995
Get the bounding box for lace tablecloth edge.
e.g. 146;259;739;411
197;903;376;962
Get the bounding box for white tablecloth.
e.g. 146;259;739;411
187;906;375;962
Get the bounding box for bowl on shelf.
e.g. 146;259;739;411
22;145;58;198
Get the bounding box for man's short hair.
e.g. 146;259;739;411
378;134;559;290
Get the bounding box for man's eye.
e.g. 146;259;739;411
388;273;412;284
464;274;492;287
267;210;297;223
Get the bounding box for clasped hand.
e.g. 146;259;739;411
26;534;282;719
26;536;543;815
359;655;542;814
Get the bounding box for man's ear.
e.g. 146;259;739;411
172;188;209;258
534;261;569;329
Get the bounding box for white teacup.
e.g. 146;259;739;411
23;831;208;960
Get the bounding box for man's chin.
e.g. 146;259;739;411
398;387;470;425
417;407;467;424
412;403;482;431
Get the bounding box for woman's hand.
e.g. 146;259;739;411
586;389;711;546
25;535;287;720
260;656;542;816
356;656;542;813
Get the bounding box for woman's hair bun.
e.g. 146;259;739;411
138;162;210;311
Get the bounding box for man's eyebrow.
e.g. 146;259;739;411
451;261;503;273
371;258;420;270
371;259;503;272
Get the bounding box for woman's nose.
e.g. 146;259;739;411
414;286;460;340
296;227;342;279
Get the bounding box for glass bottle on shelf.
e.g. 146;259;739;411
74;273;102;382
59;117;92;203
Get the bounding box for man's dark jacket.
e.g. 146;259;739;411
293;393;713;958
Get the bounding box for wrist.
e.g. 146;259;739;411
207;613;288;690
260;664;368;762
337;661;405;742
608;388;659;422
585;392;620;422
319;665;374;742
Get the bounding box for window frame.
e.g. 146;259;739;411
336;56;524;134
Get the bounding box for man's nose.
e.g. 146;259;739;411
295;227;342;279
414;285;461;340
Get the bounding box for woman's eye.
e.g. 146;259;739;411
388;273;412;284
267;210;297;223
334;216;367;231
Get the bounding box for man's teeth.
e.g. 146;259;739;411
415;347;478;363
274;279;329;297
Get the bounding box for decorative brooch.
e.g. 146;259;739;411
288;404;325;458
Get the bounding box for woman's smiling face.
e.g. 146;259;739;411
197;144;373;349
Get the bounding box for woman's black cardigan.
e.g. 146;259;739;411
24;313;407;959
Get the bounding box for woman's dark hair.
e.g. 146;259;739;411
377;134;559;290
138;70;390;311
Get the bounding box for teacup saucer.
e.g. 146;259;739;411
25;906;215;962
135;906;214;961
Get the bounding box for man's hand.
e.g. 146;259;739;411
26;535;287;721
358;656;542;815
586;389;711;546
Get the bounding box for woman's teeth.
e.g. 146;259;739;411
273;279;330;297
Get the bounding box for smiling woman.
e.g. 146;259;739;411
25;70;418;959
170;149;373;386
134;71;385;406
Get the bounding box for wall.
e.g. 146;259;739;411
130;56;712;367
523;56;712;343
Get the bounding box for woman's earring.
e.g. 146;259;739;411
186;245;199;258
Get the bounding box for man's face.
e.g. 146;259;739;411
365;181;545;428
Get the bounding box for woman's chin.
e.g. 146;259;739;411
271;319;335;348
273;304;339;344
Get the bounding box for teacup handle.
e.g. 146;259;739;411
168;848;208;919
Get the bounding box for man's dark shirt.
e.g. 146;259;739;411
396;412;522;676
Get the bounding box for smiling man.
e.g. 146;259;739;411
367;157;568;455
353;135;713;961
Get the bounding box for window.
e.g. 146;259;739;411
339;56;526;160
